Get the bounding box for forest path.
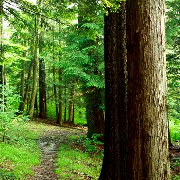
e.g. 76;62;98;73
27;119;86;180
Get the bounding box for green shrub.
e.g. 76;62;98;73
169;121;180;142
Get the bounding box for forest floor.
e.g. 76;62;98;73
169;144;180;178
26;118;180;179
27;118;88;180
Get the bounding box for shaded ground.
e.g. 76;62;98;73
28;119;86;180
170;144;180;177
27;119;180;179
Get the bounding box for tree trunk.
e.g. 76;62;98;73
39;0;46;118
0;0;5;112
126;0;170;179
39;57;46;118
34;94;38;116
20;59;25;102
57;68;62;125
99;3;127;179
28;15;39;118
64;86;67;122
53;66;58;119
19;60;33;112
86;87;105;138
68;84;75;123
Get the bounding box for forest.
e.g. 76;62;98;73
0;0;179;179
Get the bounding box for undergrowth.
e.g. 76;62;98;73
56;144;102;180
0;120;41;179
169;120;180;142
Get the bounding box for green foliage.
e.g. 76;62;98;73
56;144;102;180
169;121;180;142
46;103;57;120
0;121;41;179
166;0;180;131
0;86;22;142
0;169;16;180
171;160;180;169
75;134;104;159
74;107;86;125
173;175;180;180
0;142;40;179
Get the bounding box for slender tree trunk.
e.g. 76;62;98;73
29;15;39;118
19;60;33;112
68;84;75;123
126;0;170;179
0;1;5;112
39;0;46;118
34;94;38;116
168;121;173;147
57;69;62;125
20;59;25;101
39;57;46;118
64;86;67;122
99;3;127;179
53;66;58;118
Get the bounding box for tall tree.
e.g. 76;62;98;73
126;0;170;178
39;3;47;118
78;0;105;138
99;2;127;179
0;0;5;112
28;13;39;118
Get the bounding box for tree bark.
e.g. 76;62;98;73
99;2;127;179
39;57;46;118
19;60;33;113
39;0;46;118
86;87;105;138
28;15;39;118
126;0;170;179
20;59;25;101
0;1;5;112
57;68;62;125
68;83;75;123
64;86;67;122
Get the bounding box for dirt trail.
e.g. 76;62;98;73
28;123;86;180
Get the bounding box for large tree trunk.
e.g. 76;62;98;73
99;2;127;179
86;87;105;138
126;0;170;179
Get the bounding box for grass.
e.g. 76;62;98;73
0;121;41;179
169;121;180;142
56;144;102;180
0;143;40;179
